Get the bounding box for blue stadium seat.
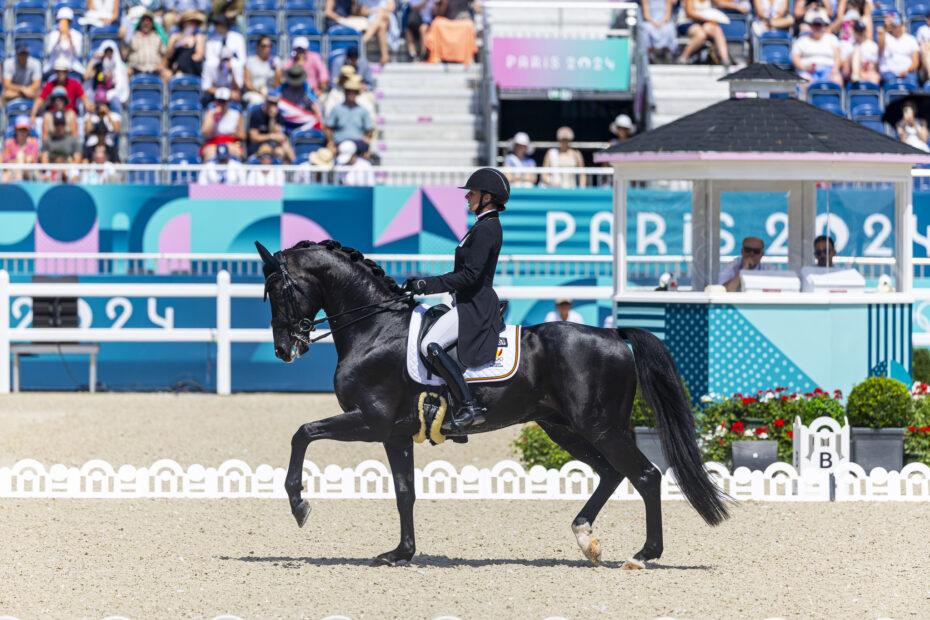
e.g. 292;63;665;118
720;9;749;51
246;11;278;36
328;47;347;75
246;153;282;164
856;115;887;134
168;73;202;92
287;27;322;54
13;12;46;35
167;112;201;139
906;0;927;14
294;140;323;162
130;72;163;94
885;80;918;106
129;137;161;160
5;98;31;121
287;15;320;37
245;0;277;9
168;138;201;161
128;88;163;113
13;0;45;9
285;0;315;10
86;24;120;58
292;126;326;160
14;34;44;58
757;30;792;69
169;89;201;112
847;82;882;116
128;114;161;139
326;24;362;54
808;81;843;110
817;101;846;116
53;0;87;10
907;5;928;36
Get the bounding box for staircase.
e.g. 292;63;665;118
372;63;485;166
648;64;734;128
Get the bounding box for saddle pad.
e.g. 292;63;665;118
406;304;521;386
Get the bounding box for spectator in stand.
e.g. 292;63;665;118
163;0;210;32
609;114;635;146
641;0;677;62
283;37;329;99
331;46;376;90
83;0;121;28
676;0;740;67
324;0;354;30
325;75;374;150
198;142;246;183
503;132;537;188
163;10;206;79
43;151;81;183
336;140;374;186
841;20;880;84
751;0;795;38
84;41;129;114
895;101;930;151
795;0;832;35
835;8;858;42
84;90;121;161
42;110;83;165
126;12;168;77
35;65;87;137
119;0;166;47
80;144;120;184
247;93;295;161
541;126;587;189
718;236;777;291
791;9;843;86
918;13;930;78
423;0;478;64
210;0;244;26
323;65;377;120
878;12;919;87
293;146;335;183
202;47;244;104
41;87;79;140
202;86;245;159
243;35;281;107
3;42;42;103
205;14;246;69
358;0;400;65
436;0;472;20
545;299;584;324
2;116;40;182
246;142;286;185
814;235;837;267
45;7;85;76
278;65;323;135
405;0;435;61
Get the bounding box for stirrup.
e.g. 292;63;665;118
441;401;486;433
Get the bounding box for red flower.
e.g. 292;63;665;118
754;427;767;435
741;397;756;405
731;421;745;433
786;430;794;438
790;393;797;398
780;395;788;401
813;387;823;395
909;426;917;432
720;422;727;428
717;438;725;445
921;426;930;433
803;392;813;398
775;387;787;392
773;418;785;427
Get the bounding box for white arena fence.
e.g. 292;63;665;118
2;458;928;502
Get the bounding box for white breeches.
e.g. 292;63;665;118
420;305;459;356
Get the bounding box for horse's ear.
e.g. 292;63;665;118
255;241;279;270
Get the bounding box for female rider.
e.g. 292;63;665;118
404;168;510;432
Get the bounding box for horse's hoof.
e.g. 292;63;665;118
292;500;311;528
371;551;412;567
585;538;602;567
572;521;601;566
621;558;646;570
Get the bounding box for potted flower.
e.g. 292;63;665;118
906;382;930;466
698;392;778;470
846;376;911;472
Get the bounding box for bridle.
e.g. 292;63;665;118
263;250;410;346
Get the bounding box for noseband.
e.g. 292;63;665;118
263;251;411;346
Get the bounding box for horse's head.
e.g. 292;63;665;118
256;241;321;362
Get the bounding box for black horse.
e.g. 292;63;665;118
257;239;729;569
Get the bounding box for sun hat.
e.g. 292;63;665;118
291;36;310;51
53;57;70;72
265;92;280;103
508;131;535;155
14;114;30;129
336;140;357;164
610;113;636;136
343;75;363;91
309;148;334;167
56;6;74;21
257;143;274;157
340;65;356;77
179;9;204;25
805;8;829;25
556;126;574;141
284;64;307;86
214;87;231;101
843;8;860;21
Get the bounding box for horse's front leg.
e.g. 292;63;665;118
285;407;388;527
372;436;416;567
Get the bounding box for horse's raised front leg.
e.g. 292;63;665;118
372;436;416;567
285;407;388;527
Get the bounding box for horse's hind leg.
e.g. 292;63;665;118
372;436;416;567
589;429;663;569
285;408;387;527
538;421;624;567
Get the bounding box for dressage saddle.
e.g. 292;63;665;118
416;302;508;377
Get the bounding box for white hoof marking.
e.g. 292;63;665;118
571;522;602;566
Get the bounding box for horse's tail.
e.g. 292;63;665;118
617;327;730;526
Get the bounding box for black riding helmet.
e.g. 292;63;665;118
458;167;510;211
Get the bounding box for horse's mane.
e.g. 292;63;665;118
290;239;417;306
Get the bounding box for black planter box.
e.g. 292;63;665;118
634;427;668;473
851;427;905;473
731;440;778;471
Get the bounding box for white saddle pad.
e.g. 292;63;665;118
406;304;521;386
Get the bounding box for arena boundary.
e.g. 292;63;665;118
2;459;928;502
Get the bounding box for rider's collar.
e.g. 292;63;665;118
476;208;499;221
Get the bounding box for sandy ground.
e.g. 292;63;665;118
0;393;521;469
2;393;930;619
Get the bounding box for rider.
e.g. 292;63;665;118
403;168;509;432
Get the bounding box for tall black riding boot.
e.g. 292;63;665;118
426;343;486;433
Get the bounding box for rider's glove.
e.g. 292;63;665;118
403;278;428;295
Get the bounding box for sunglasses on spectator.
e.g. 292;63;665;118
742;246;763;254
813;249;830;256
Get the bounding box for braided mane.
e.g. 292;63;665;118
290;239;416;305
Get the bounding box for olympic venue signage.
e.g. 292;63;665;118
490;37;631;91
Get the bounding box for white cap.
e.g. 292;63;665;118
336;140;357;164
843;8;860;21
53;57;71;72
614;114;634;130
292;36;310;51
214;87;231;101
509;131;535;155
56;6;74;21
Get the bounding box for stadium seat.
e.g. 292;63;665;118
246;11;278;36
129;137;161;161
168;88;201;112
292;126;326;161
14;34;44;59
287;15;320;36
285;0;316;10
128;114;161;140
328;47;347;75
808;81;844;110
907;4;928;36
720;9;750;56
13;12;46;35
245;0;277;9
817;101;846;116
167;113;201;139
86;24;120;59
856;115;887;134
168;73;202;91
168;138;201;161
130;73;163;100
294;140;323;162
246;154;282;164
287;26;322;53
5;98;31;121
847;82;882;117
128;88;163;113
756;30;792;69
885;80;918;106
326;24;363;54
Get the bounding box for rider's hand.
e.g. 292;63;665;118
403;277;427;295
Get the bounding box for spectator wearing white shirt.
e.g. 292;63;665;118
198;142;245;184
916;13;930;79
792;9;843;86
503;132;537;188
336;140;374;186
751;0;794;38
545;299;585;325
878;12;919;87
841;20;880;84
45;7;85;76
718;236;778;292
205;14;246;70
80;145;120;184
246;143;286;185
202;47;244;105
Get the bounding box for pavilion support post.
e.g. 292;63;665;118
613;174;628;295
787;181;815;273
691;180;717;290
895;177;913;292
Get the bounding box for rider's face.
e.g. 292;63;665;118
466;189;483;214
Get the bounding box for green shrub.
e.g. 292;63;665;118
913;348;930;385
846;376;912;428
511;423;572;470
906;396;930;466
630;381;691;427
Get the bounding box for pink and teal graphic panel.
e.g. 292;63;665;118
491;37;631;90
